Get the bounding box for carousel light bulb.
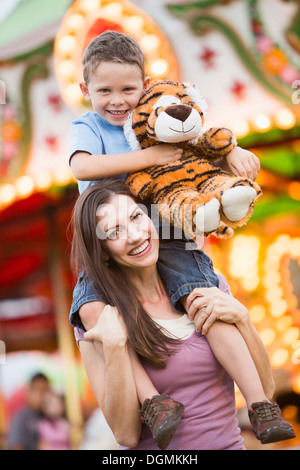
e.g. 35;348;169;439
77;0;100;14
64;13;85;33
288;181;300;201
241;273;259;291
290;237;300;257
274;108;296;129
0;184;16;204
293;374;300;393
263;270;281;288
15;175;34;198
276;316;293;331
101;2;123;20
56;35;77;57
63;83;83;105
56;59;76;80
54;166;75;185
270;299;287;317
260;328;276;346
249;305;266;324
140;34;160;53
266;286;284;303
271;348;289;368
124;15;144;34
230;118;250;138
35;170;53;191
292;341;300;366
282;405;298;421
276;234;291;248
284;327;300;346
149;59;168;78
254;114;271;132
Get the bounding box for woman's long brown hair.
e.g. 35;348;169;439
70;178;180;368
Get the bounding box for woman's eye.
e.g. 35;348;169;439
133;212;143;221
108;230;119;240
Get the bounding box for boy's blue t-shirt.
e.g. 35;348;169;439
69;111;131;194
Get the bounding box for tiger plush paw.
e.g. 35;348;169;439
201;127;237;159
221;186;257;222
193;198;221;233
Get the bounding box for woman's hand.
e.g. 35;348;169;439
80;306;142;447
84;304;128;348
185;287;249;335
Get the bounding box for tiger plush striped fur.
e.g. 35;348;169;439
124;80;262;238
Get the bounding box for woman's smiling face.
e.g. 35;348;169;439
96;194;159;270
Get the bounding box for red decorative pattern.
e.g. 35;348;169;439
83;18;124;53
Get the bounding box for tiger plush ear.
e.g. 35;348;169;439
185;85;208;117
124;111;142;151
183;85;208;143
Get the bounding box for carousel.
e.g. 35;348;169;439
0;0;299;450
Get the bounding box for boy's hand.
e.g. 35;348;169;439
84;305;128;347
185;286;249;335
226;146;260;181
147;144;183;167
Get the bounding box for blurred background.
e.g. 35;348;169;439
0;0;299;450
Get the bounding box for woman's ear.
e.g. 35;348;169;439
79;81;91;102
101;252;110;267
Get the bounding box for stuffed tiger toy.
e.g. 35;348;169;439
124;79;262;238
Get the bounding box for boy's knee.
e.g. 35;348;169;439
79;301;107;330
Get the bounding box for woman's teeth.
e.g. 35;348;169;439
129;240;150;256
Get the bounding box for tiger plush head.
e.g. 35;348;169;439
124;79;208;150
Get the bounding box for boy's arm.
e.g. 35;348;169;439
70;145;183;181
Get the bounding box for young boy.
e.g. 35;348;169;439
69;31;295;449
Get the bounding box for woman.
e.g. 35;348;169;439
70;179;291;450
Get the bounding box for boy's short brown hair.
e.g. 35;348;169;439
82;30;145;84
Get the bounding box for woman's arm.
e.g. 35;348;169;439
79;305;142;447
184;287;275;400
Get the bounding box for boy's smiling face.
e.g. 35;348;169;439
80;62;149;126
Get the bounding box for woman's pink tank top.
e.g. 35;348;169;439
120;330;245;450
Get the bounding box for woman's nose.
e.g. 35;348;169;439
127;224;142;243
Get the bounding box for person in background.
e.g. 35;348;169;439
38;389;72;450
80;407;117;450
8;372;50;450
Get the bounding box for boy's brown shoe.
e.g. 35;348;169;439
248;401;296;444
141;395;185;450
